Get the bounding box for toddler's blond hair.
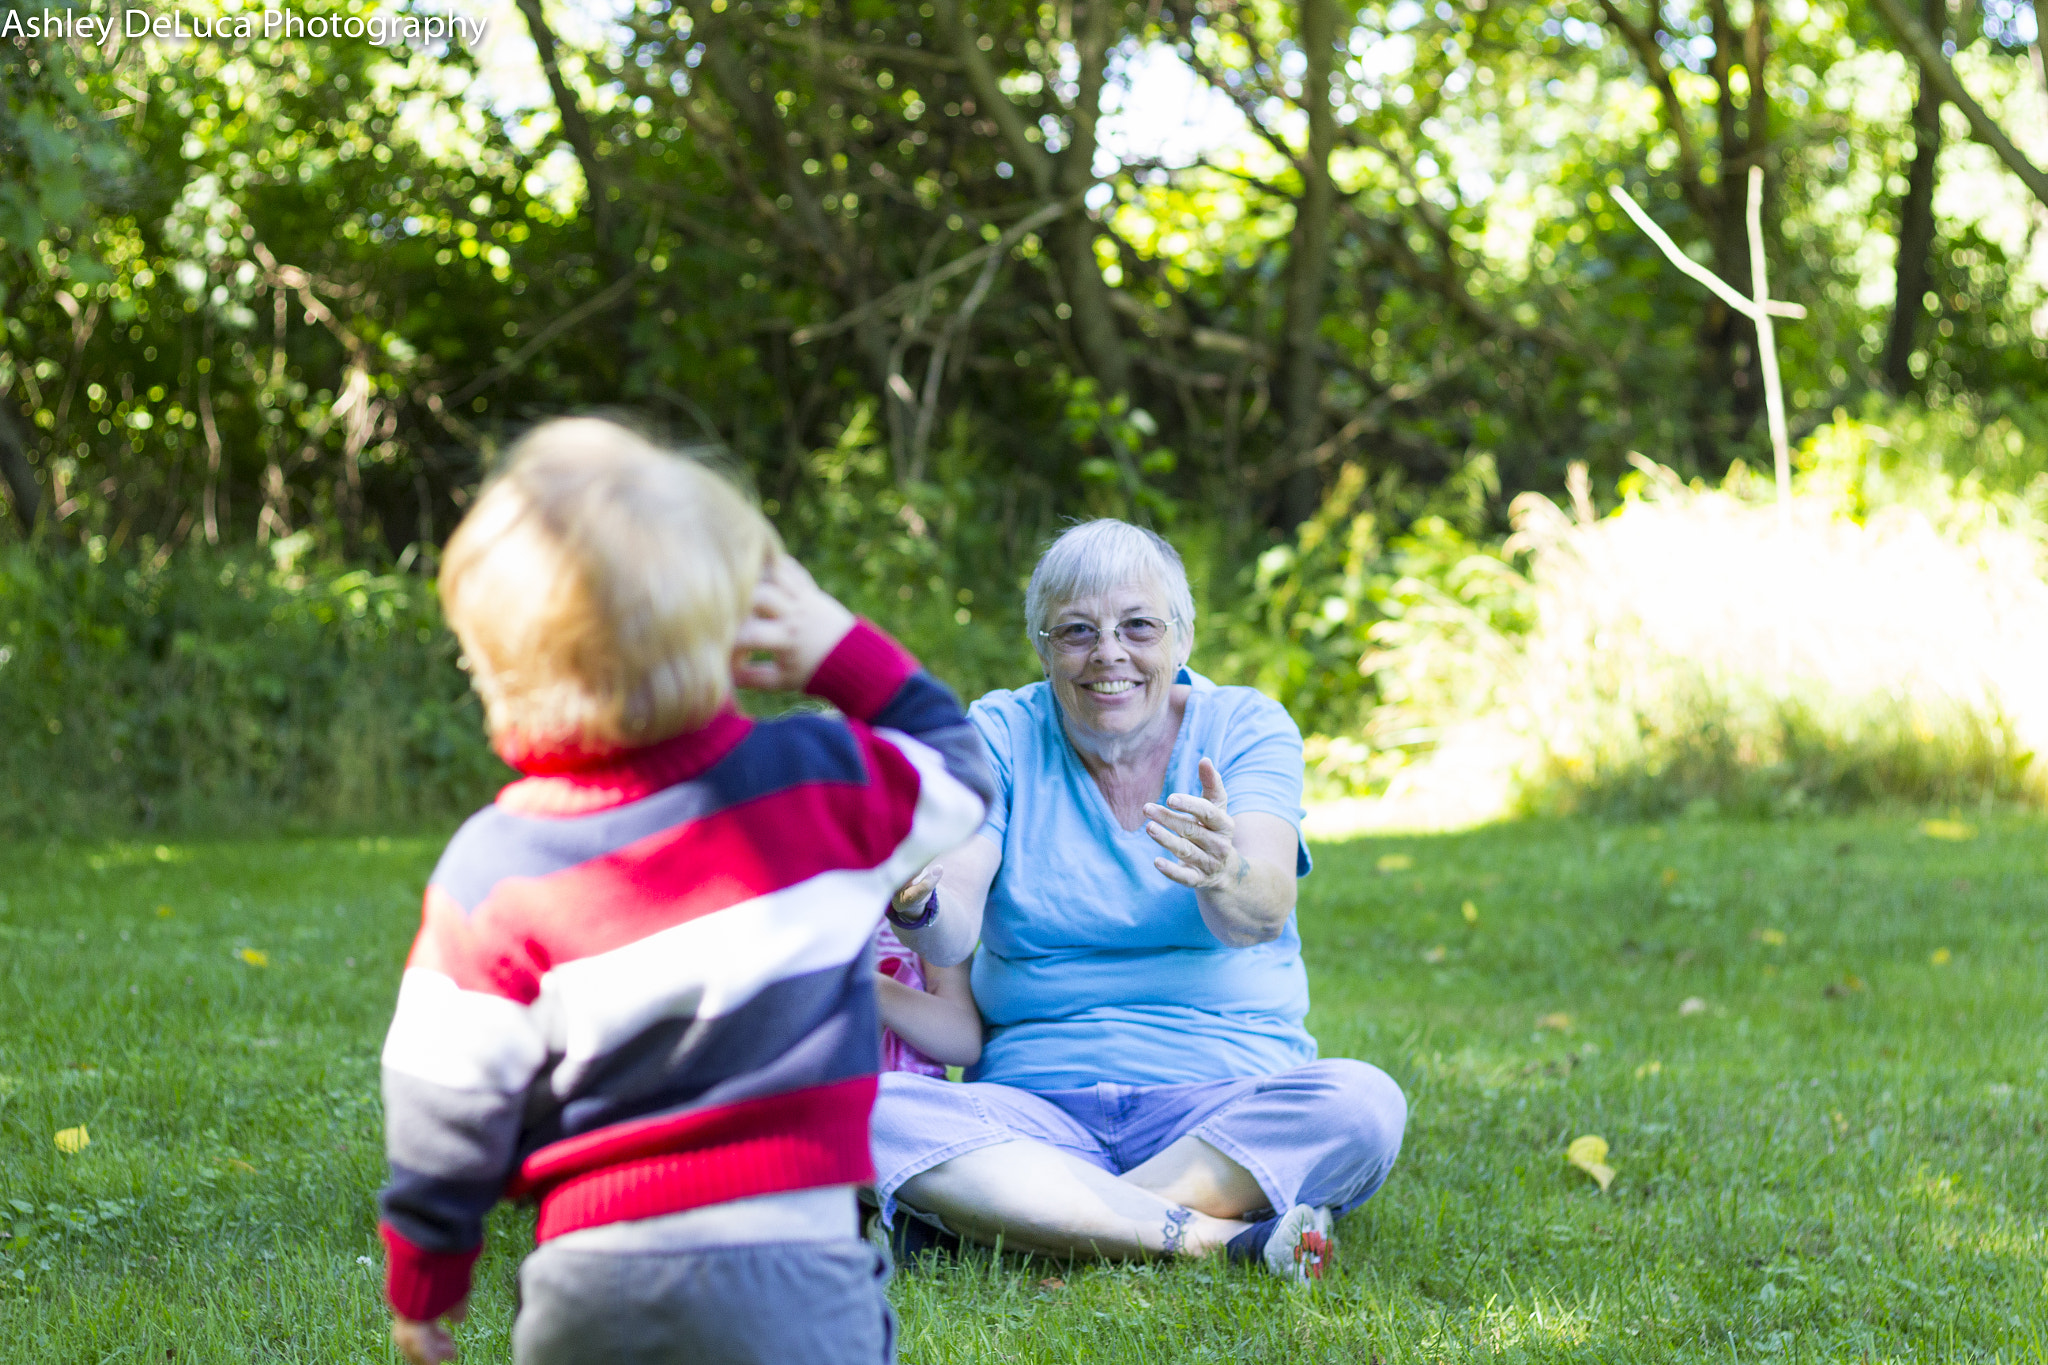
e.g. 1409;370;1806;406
439;417;777;752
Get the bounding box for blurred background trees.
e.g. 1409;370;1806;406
0;0;2044;829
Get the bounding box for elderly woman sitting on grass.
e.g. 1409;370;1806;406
875;519;1407;1283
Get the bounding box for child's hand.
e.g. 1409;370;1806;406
391;1302;464;1365
732;553;857;692
891;862;943;919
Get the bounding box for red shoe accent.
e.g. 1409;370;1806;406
1295;1229;1331;1280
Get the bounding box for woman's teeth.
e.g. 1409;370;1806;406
1081;680;1137;694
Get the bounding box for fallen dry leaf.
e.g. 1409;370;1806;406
1635;1060;1662;1079
224;1158;259;1174
1660;867;1679;886
1462;900;1479;924
155;905;173;918
1752;928;1787;946
1930;947;1952;966
1536;1012;1572;1031
1037;1277;1065;1291
238;948;269;968
1565;1134;1615;1192
54;1125;90;1154
1376;853;1414;873
1678;996;1708;1016
1919;819;1976;842
1421;944;1447;965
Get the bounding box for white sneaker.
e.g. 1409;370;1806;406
1262;1203;1334;1284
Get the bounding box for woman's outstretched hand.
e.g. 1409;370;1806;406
731;553;856;693
1144;757;1297;947
1143;758;1243;890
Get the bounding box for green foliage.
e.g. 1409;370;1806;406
0;545;505;834
1208;451;1528;793
776;400;1042;705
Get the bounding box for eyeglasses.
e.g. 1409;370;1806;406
1036;616;1174;654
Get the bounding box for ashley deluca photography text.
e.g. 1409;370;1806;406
1;6;487;46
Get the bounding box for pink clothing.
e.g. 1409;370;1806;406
874;921;948;1078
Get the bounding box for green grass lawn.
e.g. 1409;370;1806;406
2;816;2044;1362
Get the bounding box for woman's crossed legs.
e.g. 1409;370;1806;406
871;1059;1407;1261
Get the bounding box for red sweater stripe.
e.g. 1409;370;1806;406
408;744;924;998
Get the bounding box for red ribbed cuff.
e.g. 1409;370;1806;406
805;619;918;721
381;1223;479;1322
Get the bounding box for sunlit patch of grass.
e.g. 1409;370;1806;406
1;817;2045;1361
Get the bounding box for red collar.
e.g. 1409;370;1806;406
495;708;754;816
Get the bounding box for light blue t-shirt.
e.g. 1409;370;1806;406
966;669;1318;1091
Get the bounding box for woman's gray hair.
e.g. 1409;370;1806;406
1025;520;1197;657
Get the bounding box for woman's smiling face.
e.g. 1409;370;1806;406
1042;583;1186;744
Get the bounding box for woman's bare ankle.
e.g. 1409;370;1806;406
1160;1206;1250;1258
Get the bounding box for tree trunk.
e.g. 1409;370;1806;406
515;0;618;259
1883;0;1944;394
935;0;1128;400
0;403;41;534
1052;0;1131;398
1276;0;1337;530
515;0;640;374
1688;0;1770;472
686;4;912;468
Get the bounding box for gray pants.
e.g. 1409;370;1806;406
512;1237;895;1365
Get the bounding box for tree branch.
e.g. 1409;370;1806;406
1869;0;2048;208
930;0;1055;195
791;197;1075;345
514;0;620;256
1590;0;1712;219
445;267;649;407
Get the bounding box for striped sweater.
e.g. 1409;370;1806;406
376;621;993;1320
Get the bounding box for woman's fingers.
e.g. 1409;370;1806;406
1153;856;1206;888
1159;797;1228;840
1146;819;1222;874
1197;756;1229;806
1147;797;1227;829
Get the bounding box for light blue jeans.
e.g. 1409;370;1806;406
870;1058;1407;1227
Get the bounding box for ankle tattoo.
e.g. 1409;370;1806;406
1160;1205;1194;1256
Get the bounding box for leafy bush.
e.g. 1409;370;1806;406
0;409;1058;836
0;540;505;834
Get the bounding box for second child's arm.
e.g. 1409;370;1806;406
887;836;1000;968
875;957;981;1066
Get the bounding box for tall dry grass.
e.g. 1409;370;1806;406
1353;417;2048;825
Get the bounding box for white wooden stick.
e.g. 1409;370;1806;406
1609;177;1801;528
1608;187;1806;321
1744;166;1794;529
